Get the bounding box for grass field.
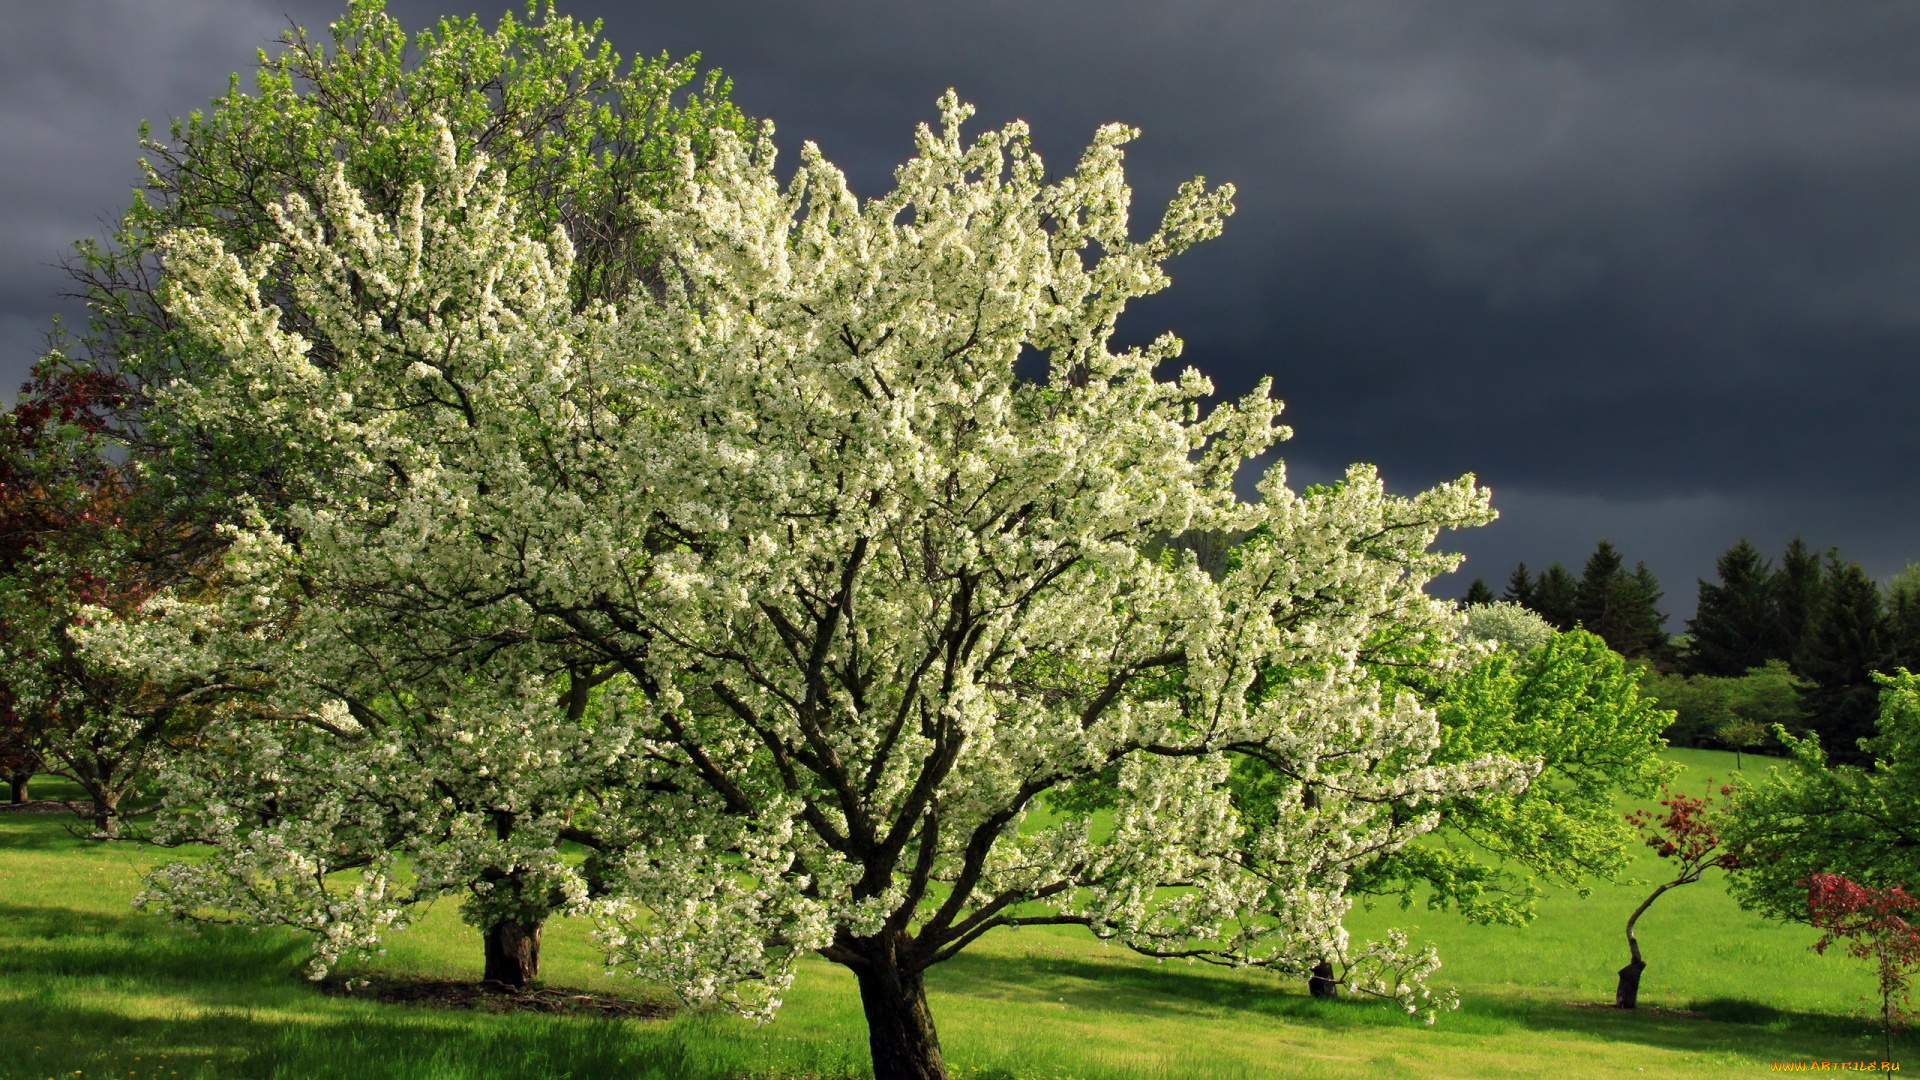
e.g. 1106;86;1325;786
0;748;1901;1079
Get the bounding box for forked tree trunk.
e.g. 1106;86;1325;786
482;917;543;987
852;947;947;1080
8;772;28;805
1308;960;1339;999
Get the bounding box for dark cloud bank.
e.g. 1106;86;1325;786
9;0;1920;618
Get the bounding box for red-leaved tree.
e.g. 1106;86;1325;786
1807;872;1920;1063
1616;784;1740;1008
0;361;129;806
0;359;221;834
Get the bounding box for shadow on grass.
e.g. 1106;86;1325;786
0;995;733;1080
931;946;1907;1065
1470;992;1903;1063
0;900;306;987
0;899;857;1080
931;949;1412;1029
0;811;163;854
1689;997;1783;1025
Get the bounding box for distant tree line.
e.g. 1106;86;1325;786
1461;537;1920;764
1485;540;1671;660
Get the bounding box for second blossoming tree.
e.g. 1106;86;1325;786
144;93;1524;1080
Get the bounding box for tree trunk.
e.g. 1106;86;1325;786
1614;956;1645;1009
83;789;120;839
8;772;28;805
1616;879;1677;1009
1308;960;1339;999
851;947;947;1080
482;917;543;987
1886;988;1896;1065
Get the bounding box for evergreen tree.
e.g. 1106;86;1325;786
1798;556;1887;763
1885;564;1920;674
1774;537;1826;671
1685;539;1780;677
1462;578;1497;607
1571;541;1666;658
1503;563;1535;608
1633;561;1673;658
1532;564;1579;631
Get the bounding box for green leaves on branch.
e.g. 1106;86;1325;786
1351;629;1672;926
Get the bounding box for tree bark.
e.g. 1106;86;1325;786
8;772;28;805
1308;960;1339;999
482;917;543;988
1616;878;1680;1008
851;943;947;1080
82;788;120;839
1614;956;1645;1010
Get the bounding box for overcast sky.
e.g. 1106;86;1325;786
8;0;1920;620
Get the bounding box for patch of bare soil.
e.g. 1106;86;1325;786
319;973;675;1018
1564;1001;1704;1019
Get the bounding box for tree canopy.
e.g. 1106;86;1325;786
115;87;1532;1079
1725;672;1920;925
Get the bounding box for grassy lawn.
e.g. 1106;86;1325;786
0;749;1901;1079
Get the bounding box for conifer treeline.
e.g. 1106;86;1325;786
1462;537;1920;763
1682;538;1920;762
1488;540;1670;659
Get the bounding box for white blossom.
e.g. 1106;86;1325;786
133;97;1523;1046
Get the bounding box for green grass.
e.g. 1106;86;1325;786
0;751;1903;1079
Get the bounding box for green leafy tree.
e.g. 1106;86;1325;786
1725;672;1920;926
1352;629;1670;928
1685;539;1781;677
62;0;747;535
1230;603;1669;995
1885;563;1920;674
1640;659;1806;753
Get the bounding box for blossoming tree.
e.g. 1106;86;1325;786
144;94;1526;1079
0;364;223;836
56;0;746;985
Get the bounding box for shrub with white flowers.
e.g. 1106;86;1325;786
135;92;1530;1080
1462;600;1557;658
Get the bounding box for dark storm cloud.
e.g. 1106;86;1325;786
0;0;341;392
13;0;1920;615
